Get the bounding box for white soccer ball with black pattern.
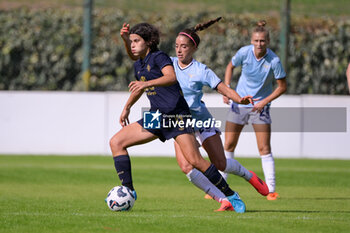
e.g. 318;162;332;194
106;186;135;211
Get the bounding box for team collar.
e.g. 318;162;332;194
139;50;152;64
176;58;194;70
252;46;269;61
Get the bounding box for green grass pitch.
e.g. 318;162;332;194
1;155;350;233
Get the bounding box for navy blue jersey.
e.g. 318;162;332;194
133;50;190;114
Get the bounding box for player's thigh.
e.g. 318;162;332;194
224;121;244;150
110;122;157;148
174;133;210;172
202;133;226;171
252;124;271;155
174;141;194;174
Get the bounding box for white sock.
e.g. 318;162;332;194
261;153;275;193
220;151;235;180
224;150;234;159
219;170;228;181
224;158;252;181
186;168;225;203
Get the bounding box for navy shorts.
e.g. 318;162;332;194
137;110;193;142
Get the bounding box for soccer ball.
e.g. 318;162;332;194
106;186;135;211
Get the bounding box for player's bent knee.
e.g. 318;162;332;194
224;142;235;152
109;135;124;152
258;146;271;155
180;164;193;174
191;158;209;172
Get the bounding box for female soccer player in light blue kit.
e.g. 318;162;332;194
120;20;269;211
172;19;269;202
223;20;287;200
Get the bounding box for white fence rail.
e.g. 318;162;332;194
0;91;349;159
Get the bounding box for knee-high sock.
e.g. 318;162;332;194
186;168;225;203
219;150;235;180
204;164;235;197
224;158;252;181
113;155;134;191
261;153;275;193
224;150;234;159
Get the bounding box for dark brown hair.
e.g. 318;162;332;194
130;23;160;51
178;17;222;48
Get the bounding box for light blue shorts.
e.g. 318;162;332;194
195;127;221;144
226;103;272;125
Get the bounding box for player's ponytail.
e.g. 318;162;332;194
252;20;270;41
193;17;222;32
178;17;222;48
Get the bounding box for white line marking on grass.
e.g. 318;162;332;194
0;164;112;170
2;212;349;221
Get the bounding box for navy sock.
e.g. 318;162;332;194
113;155;134;191
204;164;235;197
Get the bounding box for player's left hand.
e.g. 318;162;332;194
129;81;148;93
252;100;266;112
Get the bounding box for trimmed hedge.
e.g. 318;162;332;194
0;8;349;94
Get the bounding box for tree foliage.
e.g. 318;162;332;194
0;8;349;94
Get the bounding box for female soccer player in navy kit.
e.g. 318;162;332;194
120;19;269;205
110;22;245;212
222;20;287;200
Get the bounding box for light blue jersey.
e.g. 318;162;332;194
171;57;221;123
232;45;286;107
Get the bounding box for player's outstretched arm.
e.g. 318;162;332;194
216;82;255;105
120;89;144;127
217;82;242;103
128;65;177;93
252;78;287;112
223;61;235;104
120;23;139;61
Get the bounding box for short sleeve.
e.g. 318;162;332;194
231;48;244;67
154;51;173;70
203;66;222;89
272;59;287;79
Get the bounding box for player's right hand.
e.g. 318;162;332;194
240;96;259;105
119;108;130;127
120;23;130;40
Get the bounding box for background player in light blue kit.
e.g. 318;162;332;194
223;20;287;201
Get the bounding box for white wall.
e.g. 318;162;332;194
0;91;349;159
0;92;106;154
